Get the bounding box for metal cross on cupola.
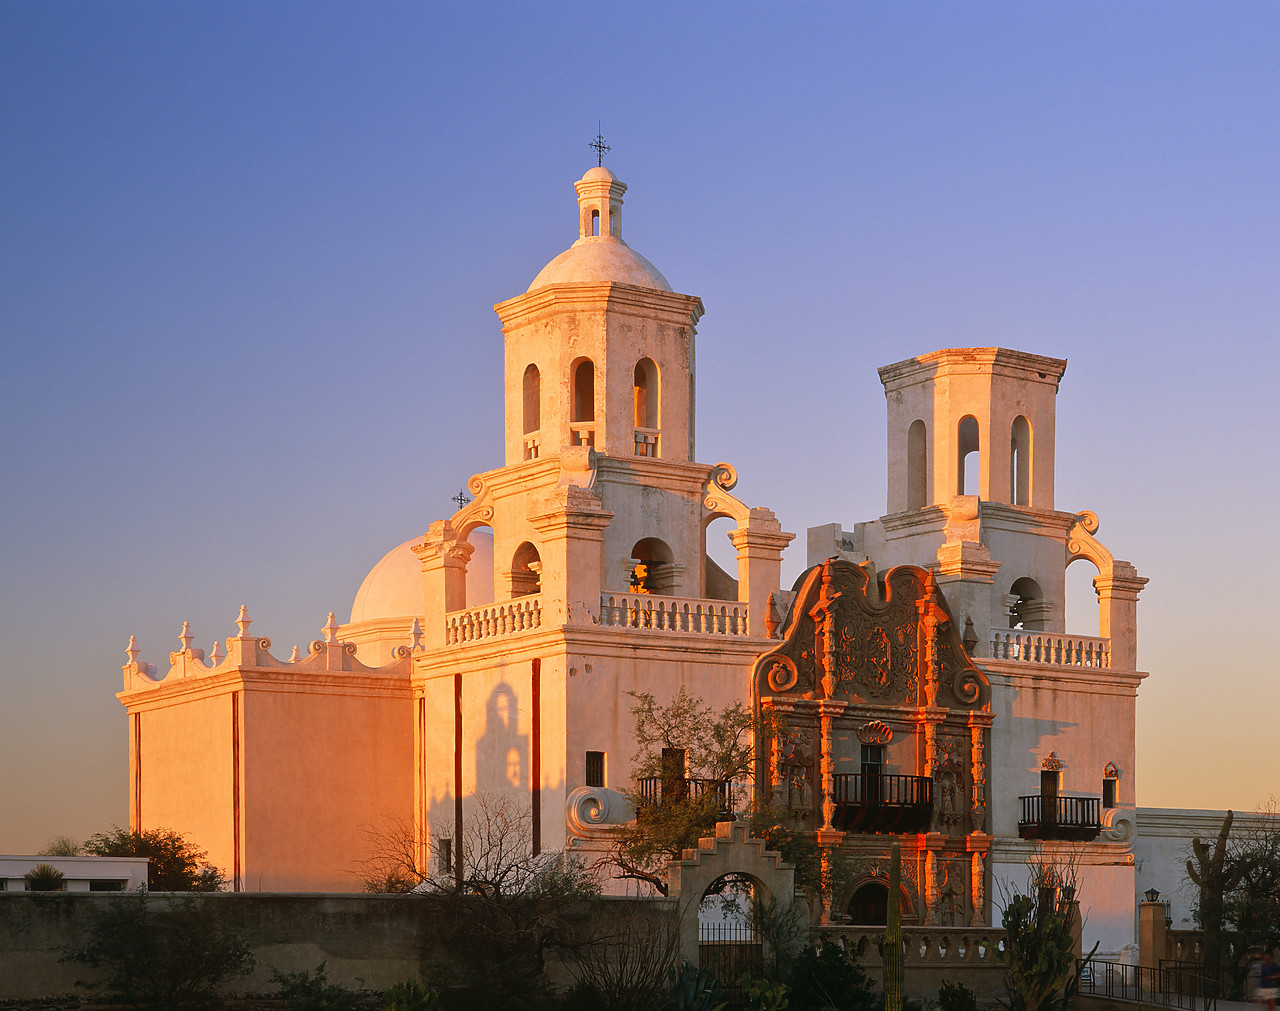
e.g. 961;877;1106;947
589;123;610;167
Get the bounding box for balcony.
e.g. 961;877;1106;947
636;776;734;813
832;774;933;834
989;628;1110;668
1018;794;1101;841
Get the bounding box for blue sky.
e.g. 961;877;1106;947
2;2;1278;852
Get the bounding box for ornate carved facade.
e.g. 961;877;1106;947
754;558;993;925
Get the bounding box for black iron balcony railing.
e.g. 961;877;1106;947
832;773;933;834
1018;795;1101;841
637;776;734;812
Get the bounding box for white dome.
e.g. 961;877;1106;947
350;531;494;623
527;239;672;293
527;166;672;293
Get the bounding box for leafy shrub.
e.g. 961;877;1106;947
62;891;253;1008
784;941;876;1011
24;863;66;891
380;978;439;1010
272;962;367;1010
937;980;977;1011
741;973;790;1010
84;826;224;891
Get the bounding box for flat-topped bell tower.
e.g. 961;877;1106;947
880;347;1067;514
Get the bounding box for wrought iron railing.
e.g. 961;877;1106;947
832;774;933;833
1018;795;1101;840
1081;960;1218;1011
636;776;734;811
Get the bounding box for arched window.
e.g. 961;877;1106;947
591;209;600;236
907;419;927;509
633;358;659;457
630;537;677;595
1011;415;1031;505
510;542;541;598
570;358;595;448
957;415;980;496
522;364;540;460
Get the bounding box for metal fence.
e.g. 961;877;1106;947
699;919;762;1005
1081;960;1218;1011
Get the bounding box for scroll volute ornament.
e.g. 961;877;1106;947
752;558;990;709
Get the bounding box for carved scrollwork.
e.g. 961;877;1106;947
1101;807;1136;844
467;474;486;498
766;655;800;693
1042;751;1064;771
709;462;738;491
309;640;324;654
565;786;635;839
344;642;358;656
856;720;894;745
390;645;410;660
257;637;271;652
1104;761;1119;779
1075;510;1100;535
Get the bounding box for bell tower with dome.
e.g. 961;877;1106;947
114;161;795;893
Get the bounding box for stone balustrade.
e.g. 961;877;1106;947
599;593;749;636
988;628;1111;668
445;596;543;644
818;925;1007;971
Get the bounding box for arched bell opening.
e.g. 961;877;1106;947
508;541;542;598
633;357;660;457
700;515;739;601
1008;576;1049;631
630;537;681;595
907;419;928;509
958;415;980;496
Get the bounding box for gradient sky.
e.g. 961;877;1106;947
3;2;1278;853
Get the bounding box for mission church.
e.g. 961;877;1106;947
118;161;1159;958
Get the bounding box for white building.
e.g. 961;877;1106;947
116;163;1181;961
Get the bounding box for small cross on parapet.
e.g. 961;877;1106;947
452;487;471;510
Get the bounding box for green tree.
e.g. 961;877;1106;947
612;689;838;899
84;826;225;892
39;834;82;856
994;862;1093;1011
611;689;760;894
783;941;876;1011
62;891;254;1008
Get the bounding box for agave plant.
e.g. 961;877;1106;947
665;961;727;1011
23;863;65;891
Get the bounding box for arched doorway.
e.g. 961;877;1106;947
848;880;889;925
699;874;762;1000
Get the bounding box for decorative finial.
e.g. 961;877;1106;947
451;486;471;510
125;635;140;664
324;612;340;645
209;640;225;664
589;122;610;167
178;621;194;651
410;617;423;651
289;644;301;662
236;605;251;638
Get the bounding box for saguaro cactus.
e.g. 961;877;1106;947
884;841;904;1011
1186;810;1239;992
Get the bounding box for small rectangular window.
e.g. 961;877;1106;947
1102;778;1117;809
585;751;605;788
89;879;126;892
436;837;453;875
